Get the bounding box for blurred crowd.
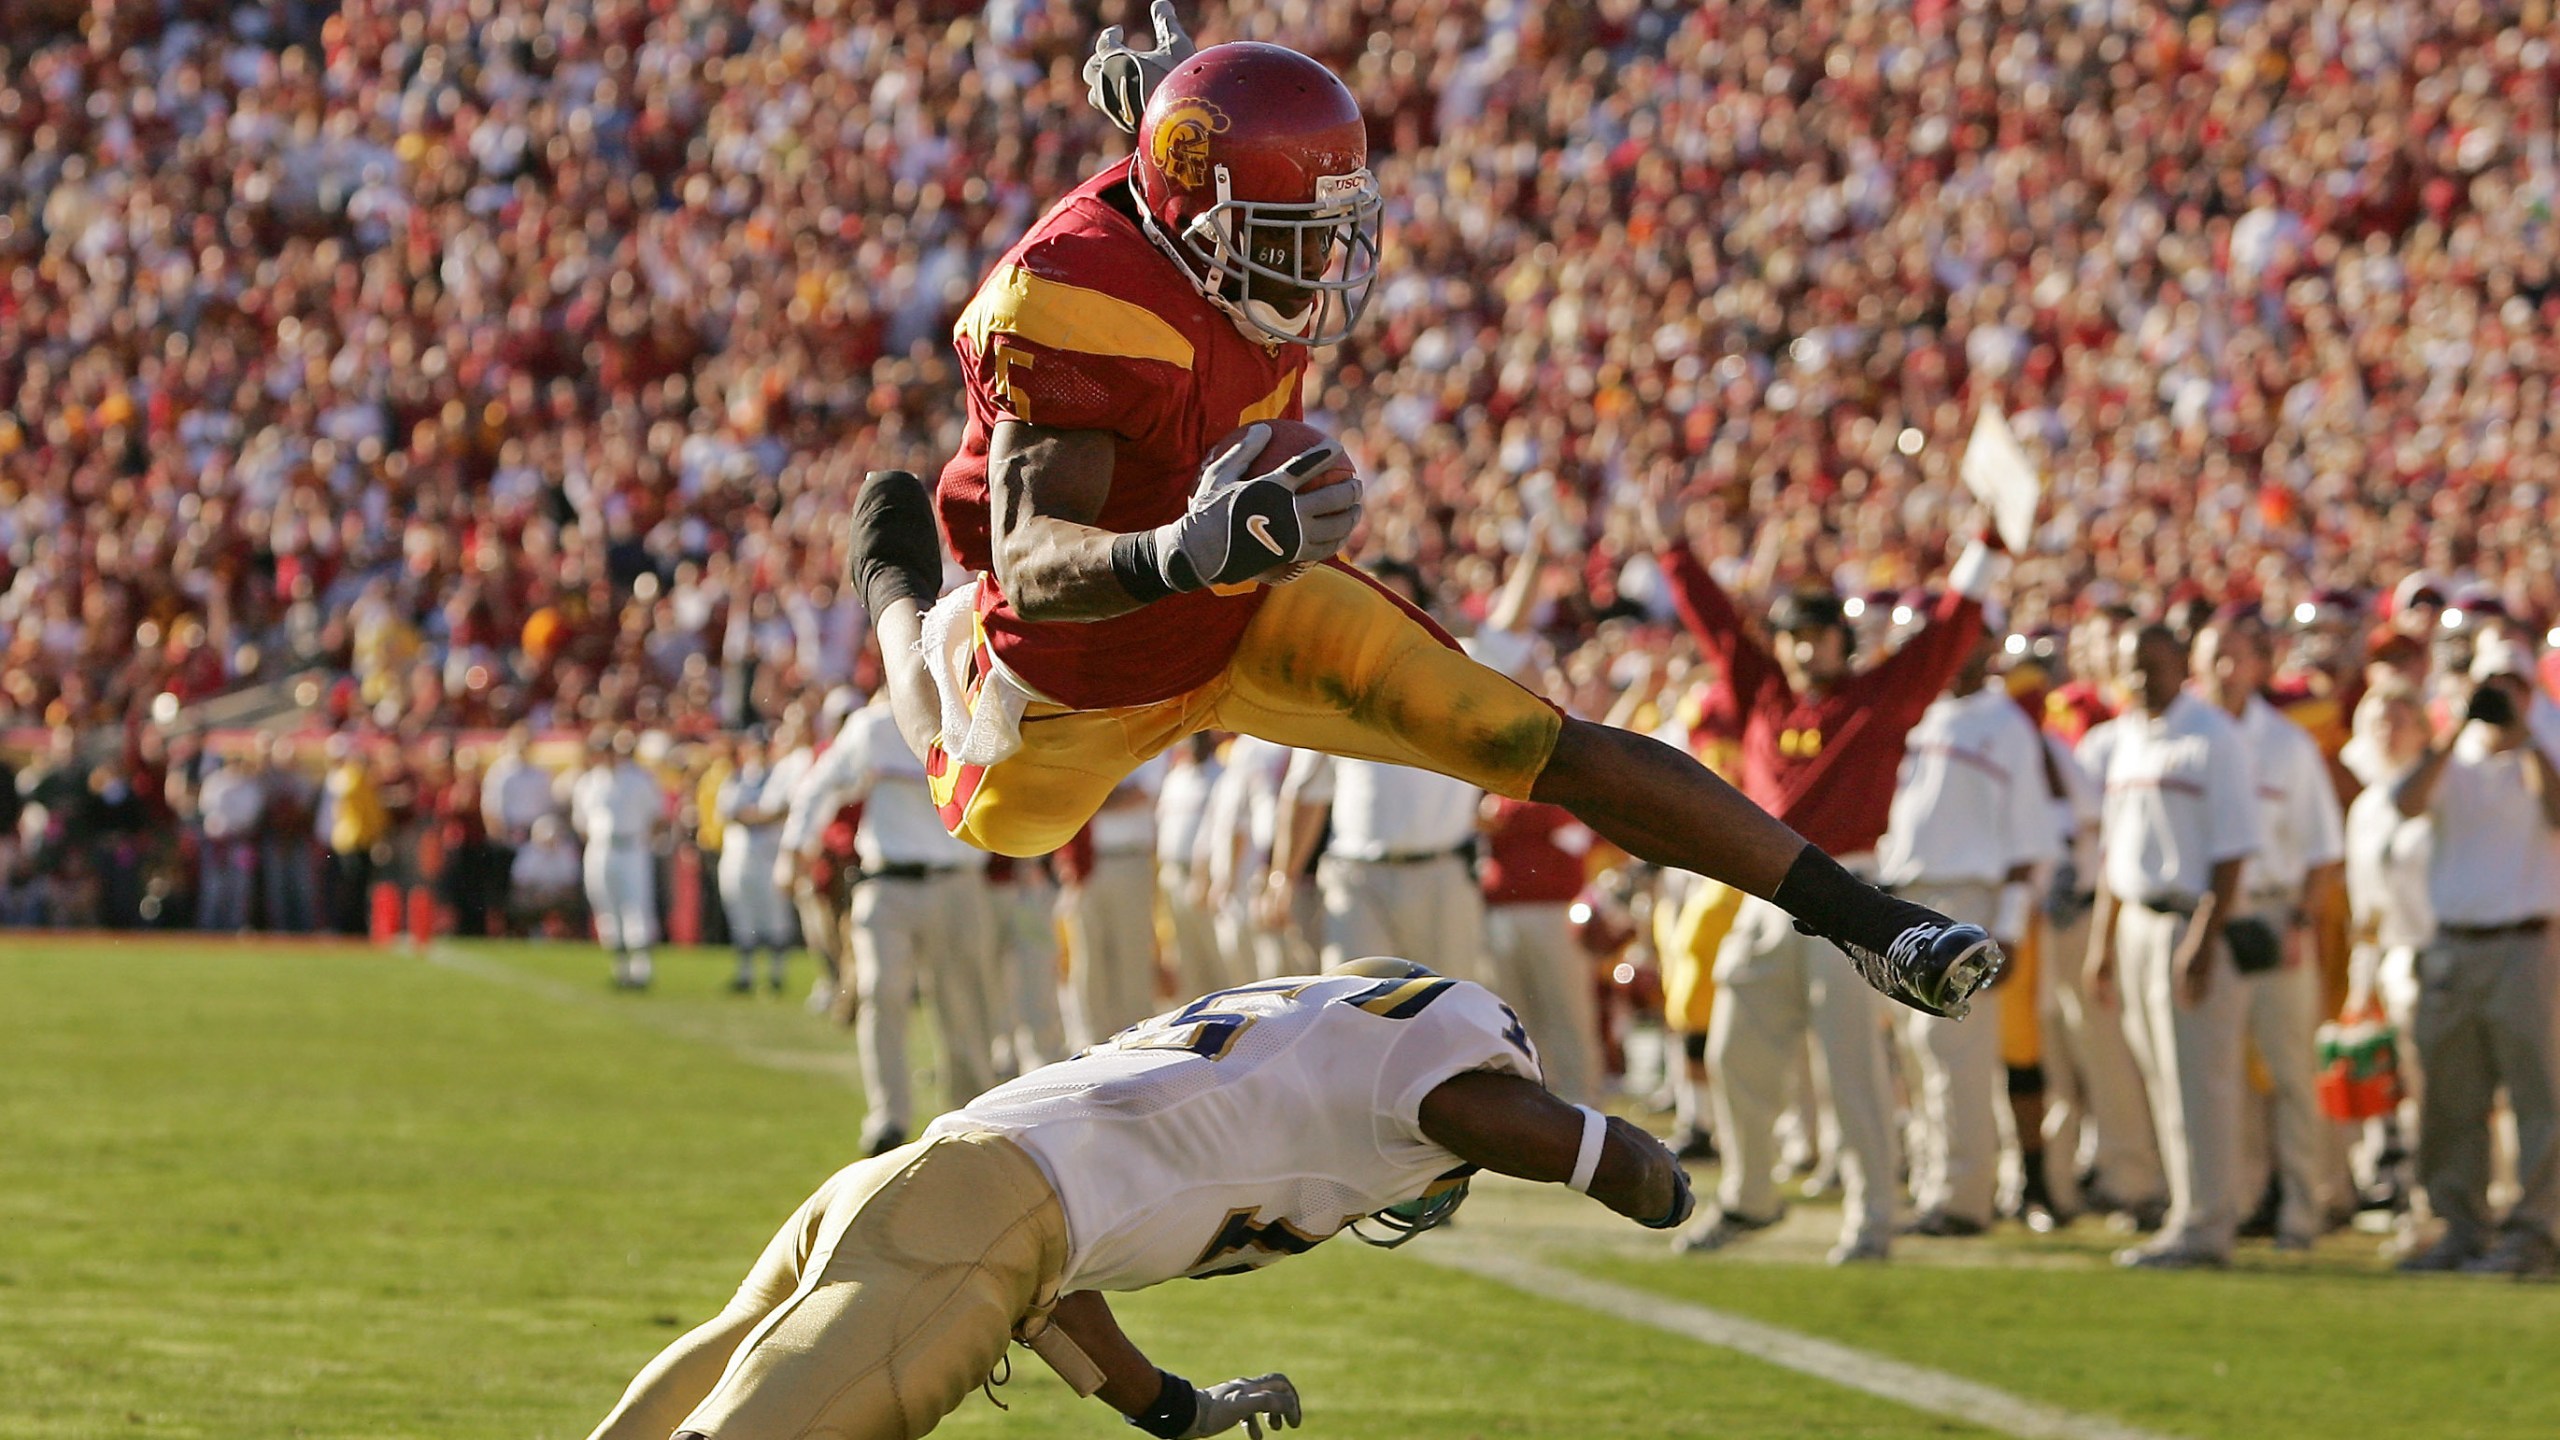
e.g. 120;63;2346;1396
8;0;2560;1272
8;0;2560;736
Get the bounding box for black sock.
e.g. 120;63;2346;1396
857;565;927;624
1770;844;1933;956
850;472;943;618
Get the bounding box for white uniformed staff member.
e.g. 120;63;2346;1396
786;694;1002;1157
714;730;797;995
988;853;1069;1078
2389;639;2560;1277
773;704;851;1016
1155;733;1234;998
1208;735;1308;979
1876;619;2058;1236
1271;750;1485;980
583;958;1697;1440
2083;623;2261;1269
2193;611;2347;1249
1478;794;1604;1106
572;728;667;991
1063;754;1167;1045
2032;714;2167;1226
2340;681;2434;1214
481;724;563;846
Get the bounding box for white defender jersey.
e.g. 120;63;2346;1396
929;973;1540;1293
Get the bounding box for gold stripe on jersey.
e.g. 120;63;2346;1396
957;265;1196;370
1237;369;1298;425
1348;976;1454;1019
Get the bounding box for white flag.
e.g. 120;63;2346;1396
1960;408;2042;553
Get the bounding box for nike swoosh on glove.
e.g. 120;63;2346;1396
1178;1373;1302;1439
1084;0;1196;135
1151;423;1362;592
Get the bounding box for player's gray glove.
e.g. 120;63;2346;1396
1085;0;1196;134
1179;1373;1301;1438
1145;423;1361;592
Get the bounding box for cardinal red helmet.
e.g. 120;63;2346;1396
1133;42;1382;348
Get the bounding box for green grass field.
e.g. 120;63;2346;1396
3;937;2555;1439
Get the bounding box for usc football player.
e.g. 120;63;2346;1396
852;37;2000;1024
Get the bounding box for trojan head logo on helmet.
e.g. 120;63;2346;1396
1149;96;1232;189
1134;42;1383;349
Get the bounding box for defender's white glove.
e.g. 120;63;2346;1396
1085;0;1196;134
1146;424;1360;592
1179;1373;1302;1438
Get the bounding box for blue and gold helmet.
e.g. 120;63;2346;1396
1326;955;1437;982
1351;1167;1474;1249
1327;958;1475;1246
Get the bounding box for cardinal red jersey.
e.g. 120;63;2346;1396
938;158;1308;711
1662;549;1982;858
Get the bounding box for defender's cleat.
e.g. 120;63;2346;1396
1828;920;2002;1020
848;470;946;618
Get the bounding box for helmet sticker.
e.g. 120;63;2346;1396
1149;97;1232;190
1313;171;1371;206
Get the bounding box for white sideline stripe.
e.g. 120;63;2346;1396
1418;1242;2187;1440
421;943;861;1083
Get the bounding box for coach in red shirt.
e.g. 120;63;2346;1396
1661;532;2005;1263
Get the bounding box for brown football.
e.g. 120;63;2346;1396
1203;417;1352;585
1209;417;1351;485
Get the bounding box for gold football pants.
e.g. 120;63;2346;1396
587;1130;1067;1440
931;562;1564;857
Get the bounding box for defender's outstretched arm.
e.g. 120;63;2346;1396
1418;1069;1695;1229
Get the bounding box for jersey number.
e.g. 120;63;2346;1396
1189;1206;1339;1278
1110;980;1312;1061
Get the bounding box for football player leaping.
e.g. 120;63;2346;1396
850;18;2008;1025
587;959;1695;1440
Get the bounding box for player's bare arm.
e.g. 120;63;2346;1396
1046;1292;1302;1438
1417;1069;1695;1228
987;422;1135;623
990;417;1361;625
